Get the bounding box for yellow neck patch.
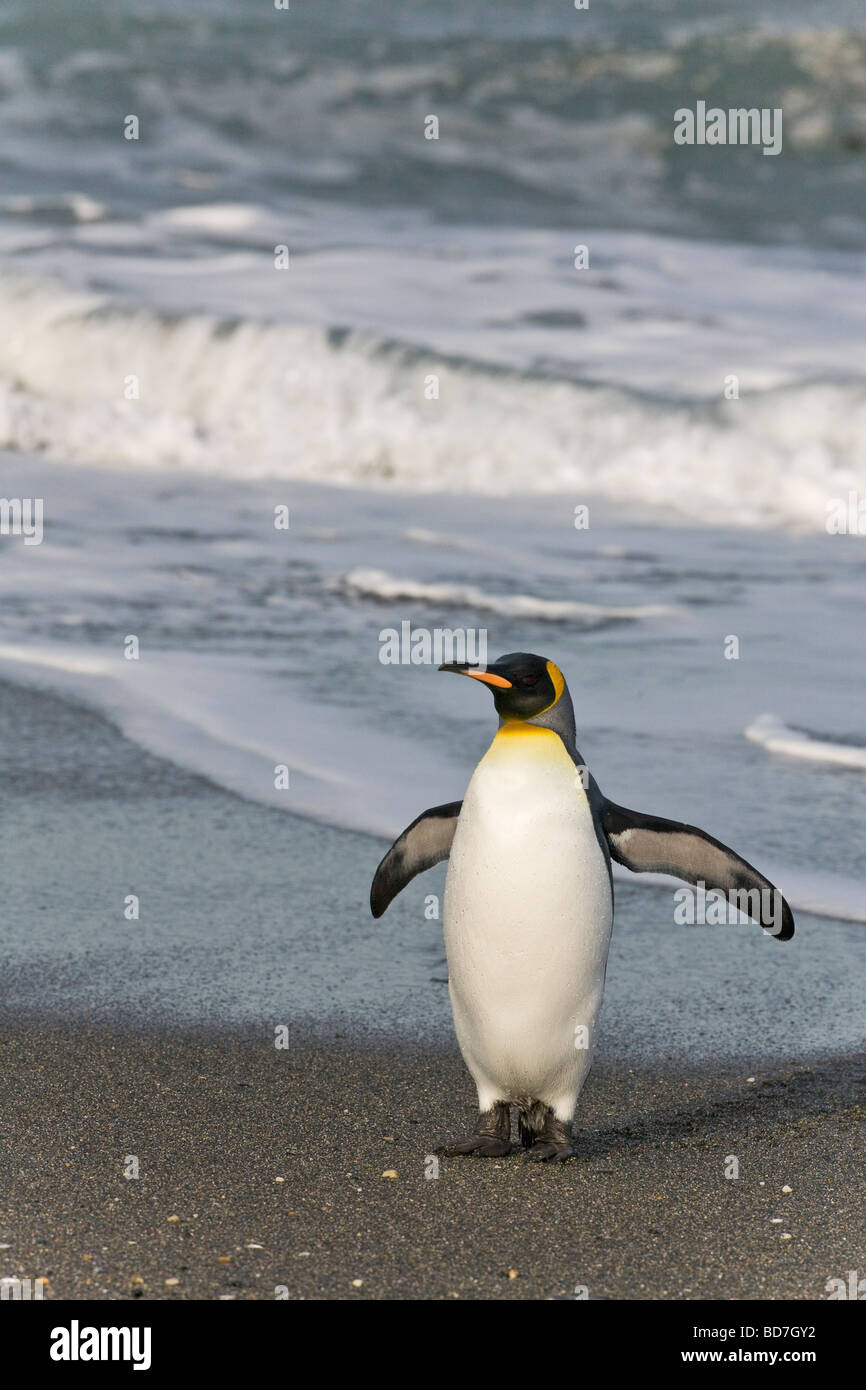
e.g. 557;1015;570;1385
487;720;571;770
494;720;556;741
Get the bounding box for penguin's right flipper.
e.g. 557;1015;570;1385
370;802;462;918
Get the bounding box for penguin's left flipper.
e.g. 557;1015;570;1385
370;801;462;918
601;801;795;940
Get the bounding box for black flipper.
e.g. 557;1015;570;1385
370;802;462;918
601;801;795;941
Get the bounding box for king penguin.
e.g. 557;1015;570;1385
370;653;794;1162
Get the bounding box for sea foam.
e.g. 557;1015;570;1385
746;713;866;771
0;274;864;534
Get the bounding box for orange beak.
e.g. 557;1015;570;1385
438;663;513;688
464;670;512;688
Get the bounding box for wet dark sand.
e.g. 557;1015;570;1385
1;1021;862;1301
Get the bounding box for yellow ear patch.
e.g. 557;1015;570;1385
540;660;565;713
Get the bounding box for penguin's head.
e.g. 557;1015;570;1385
439;651;566;722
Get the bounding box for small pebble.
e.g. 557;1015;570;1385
165;1278;179;1286
217;1256;231;1263
782;1185;792;1193
382;1170;398;1179
780;1233;792;1240
508;1269;519;1280
167;1216;179;1223
351;1278;363;1288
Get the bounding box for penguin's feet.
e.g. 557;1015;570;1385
437;1134;514;1158
518;1107;576;1163
436;1102;513;1158
522;1139;576;1163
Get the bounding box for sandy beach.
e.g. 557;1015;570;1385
1;1023;863;1301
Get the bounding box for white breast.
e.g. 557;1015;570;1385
443;724;613;1120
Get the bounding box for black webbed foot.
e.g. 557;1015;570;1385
436;1101;513;1158
522;1140;577;1163
518;1105;576;1163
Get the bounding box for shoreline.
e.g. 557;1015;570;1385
0;673;862;1064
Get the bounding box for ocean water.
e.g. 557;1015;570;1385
0;0;865;522
0;1;863;1048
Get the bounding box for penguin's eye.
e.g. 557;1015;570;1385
520;674;539;687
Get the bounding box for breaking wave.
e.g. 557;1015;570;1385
1;276;864;534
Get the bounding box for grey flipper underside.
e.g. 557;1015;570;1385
600;801;795;941
370;801;462;918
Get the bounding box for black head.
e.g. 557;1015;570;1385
438;651;566;721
